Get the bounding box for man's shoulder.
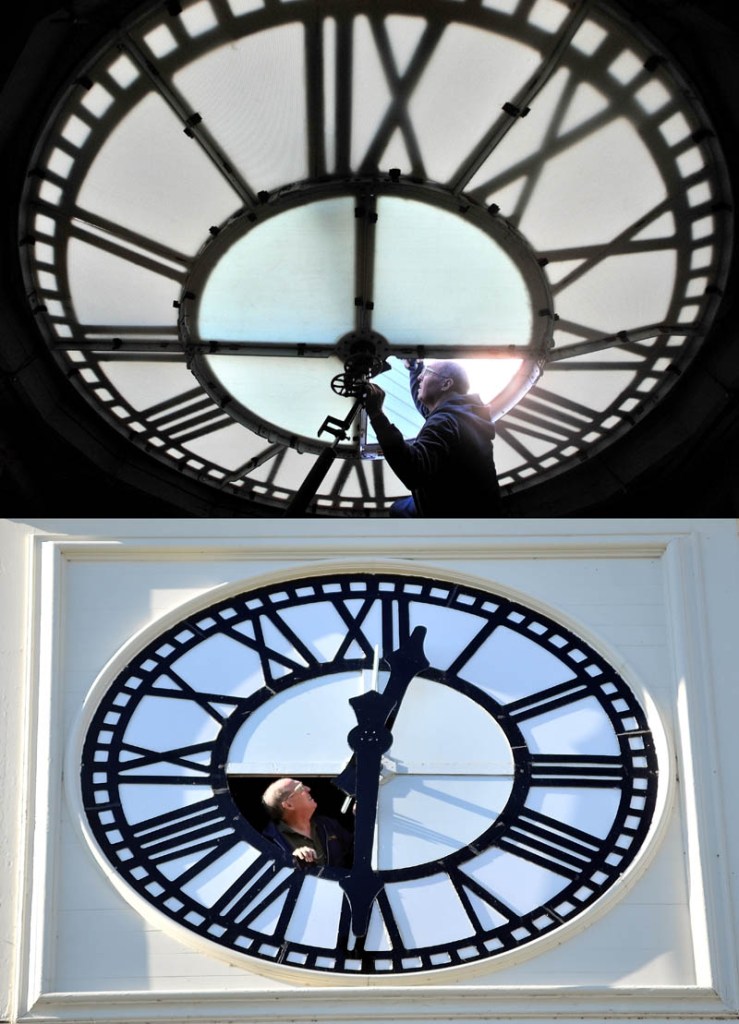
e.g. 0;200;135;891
314;814;352;838
314;814;343;831
429;395;496;437
421;402;464;434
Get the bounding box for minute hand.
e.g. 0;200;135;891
380;624;430;728
337;626;429;936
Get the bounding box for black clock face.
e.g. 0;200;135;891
19;0;732;514
79;571;660;975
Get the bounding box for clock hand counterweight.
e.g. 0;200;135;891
336;625;429;936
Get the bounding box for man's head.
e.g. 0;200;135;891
262;778;316;823
417;360;469;412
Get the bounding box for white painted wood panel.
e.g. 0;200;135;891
2;518;736;1023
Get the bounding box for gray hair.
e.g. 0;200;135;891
262;778;294;821
430;360;470;395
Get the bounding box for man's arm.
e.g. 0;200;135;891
365;387;460;490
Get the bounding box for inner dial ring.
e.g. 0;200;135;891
226;667;523;879
179;177;553;455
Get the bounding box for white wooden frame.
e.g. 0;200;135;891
3;518;738;1023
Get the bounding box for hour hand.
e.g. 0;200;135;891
334;625;429;799
333;690;392;796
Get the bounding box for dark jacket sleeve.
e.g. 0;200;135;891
262;821;294;861
369;408;461;490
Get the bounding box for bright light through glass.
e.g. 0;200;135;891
367;355;524;446
455;357;524;405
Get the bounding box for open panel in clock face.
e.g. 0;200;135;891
78;571;661;976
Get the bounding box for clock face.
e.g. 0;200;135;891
79;571;661;976
20;0;731;514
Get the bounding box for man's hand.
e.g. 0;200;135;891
292;846;318;865
364;383;386;415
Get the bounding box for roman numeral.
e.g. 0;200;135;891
452;0;590;193
501;386;600;443
114;740;214;785
69;208;191;283
227;611;319;687
210;852;300;928
528;754;626;787
303;13;355;176
142;387;232;443
496;808;603;879
340;886;403;959
447;617;501;676
494;419;548;463
355;16;442;177
130;798;237;868
504;677;592;722
330;596;380;662
333;17;354;174
542;197;679;297
147;669;245;723
325;458;372;502
446;864;513;928
466;74;621;205
381;593;411;657
305;13;329;177
493;387;606;468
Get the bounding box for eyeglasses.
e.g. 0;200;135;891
420;365;448;380
279;781;305;804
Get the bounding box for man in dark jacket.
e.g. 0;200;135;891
365;359;501;517
261;778;353;868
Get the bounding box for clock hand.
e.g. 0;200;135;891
336;626;429;936
334;625;429;799
380;624;429;730
338;689;393;936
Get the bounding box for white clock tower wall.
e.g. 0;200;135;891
1;518;738;1024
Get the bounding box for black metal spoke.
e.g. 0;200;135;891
119;33;259;208
68;206;192;281
354;191;378;336
548;323;696;362
220;443;286;486
451;0;594;194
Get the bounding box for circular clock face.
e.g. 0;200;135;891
20;0;732;514
78;571;661;976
